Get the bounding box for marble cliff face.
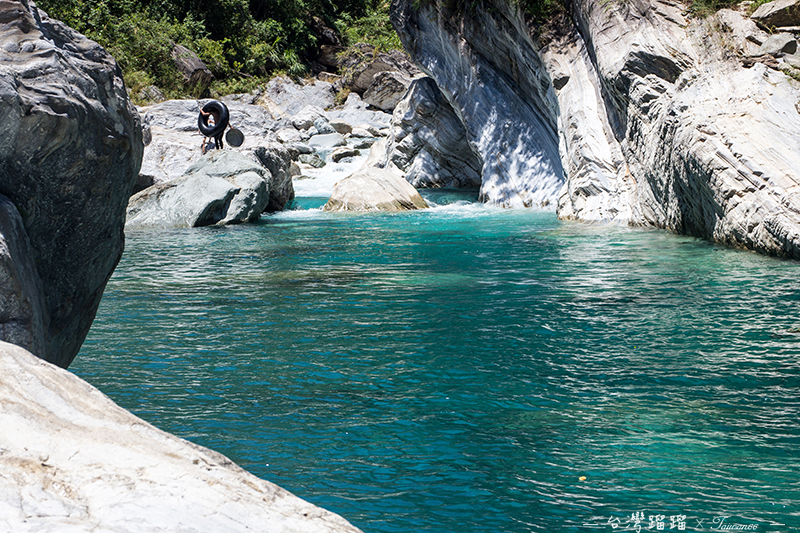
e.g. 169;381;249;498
391;0;800;259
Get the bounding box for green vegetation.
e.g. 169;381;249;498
688;0;741;17
36;0;402;102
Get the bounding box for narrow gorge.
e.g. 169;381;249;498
390;0;800;258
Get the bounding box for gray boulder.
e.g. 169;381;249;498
293;105;326;130
172;43;213;89
314;117;337;134
127;151;270;228
248;143;295;212
756;32;798;55
339;44;421;93
327;92;393;130
387;77;482;188
324;167;429;212
751;0;800;28
308;133;347;151
330;147;360;163
299;153;327;168
329;120;353;134
139;99;279;186
257;76;336;118
0;0;143;368
363;71;413;112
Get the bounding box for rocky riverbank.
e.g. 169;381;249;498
390;0;800;259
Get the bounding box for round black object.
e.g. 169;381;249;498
226;128;244;147
198;100;230;139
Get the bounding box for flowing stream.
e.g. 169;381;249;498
73;153;800;532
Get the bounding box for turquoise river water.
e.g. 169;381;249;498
73;191;800;532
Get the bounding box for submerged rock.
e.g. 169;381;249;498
0;0;143;367
0;341;362;533
324;166;428;212
127;151;270;228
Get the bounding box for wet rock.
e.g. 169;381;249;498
0;0;143;367
330;147;360;163
323;167;429;212
248;143;296;212
299;153;327;168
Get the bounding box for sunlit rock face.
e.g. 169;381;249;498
390;0;564;207
391;0;800;258
565;0;800;257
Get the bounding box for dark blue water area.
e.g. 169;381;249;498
73;198;800;532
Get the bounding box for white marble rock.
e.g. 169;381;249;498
0;341;362;533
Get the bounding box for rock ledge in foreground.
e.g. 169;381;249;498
0;341;362;533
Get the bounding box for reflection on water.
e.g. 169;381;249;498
75;202;800;532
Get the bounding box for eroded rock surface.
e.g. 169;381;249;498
390;0;800;258
0;0;143;367
0;341;363;533
386;77;482;189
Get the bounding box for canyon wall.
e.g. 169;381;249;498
391;0;800;258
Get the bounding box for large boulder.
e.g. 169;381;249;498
339;44;421;93
324;166;429;212
139;99;279;186
751;0;800;28
172;43;214;89
386;77;482;189
127;150;270;228
0;341;363;533
363;71;413;112
256;76;336;119
0;0;143;368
